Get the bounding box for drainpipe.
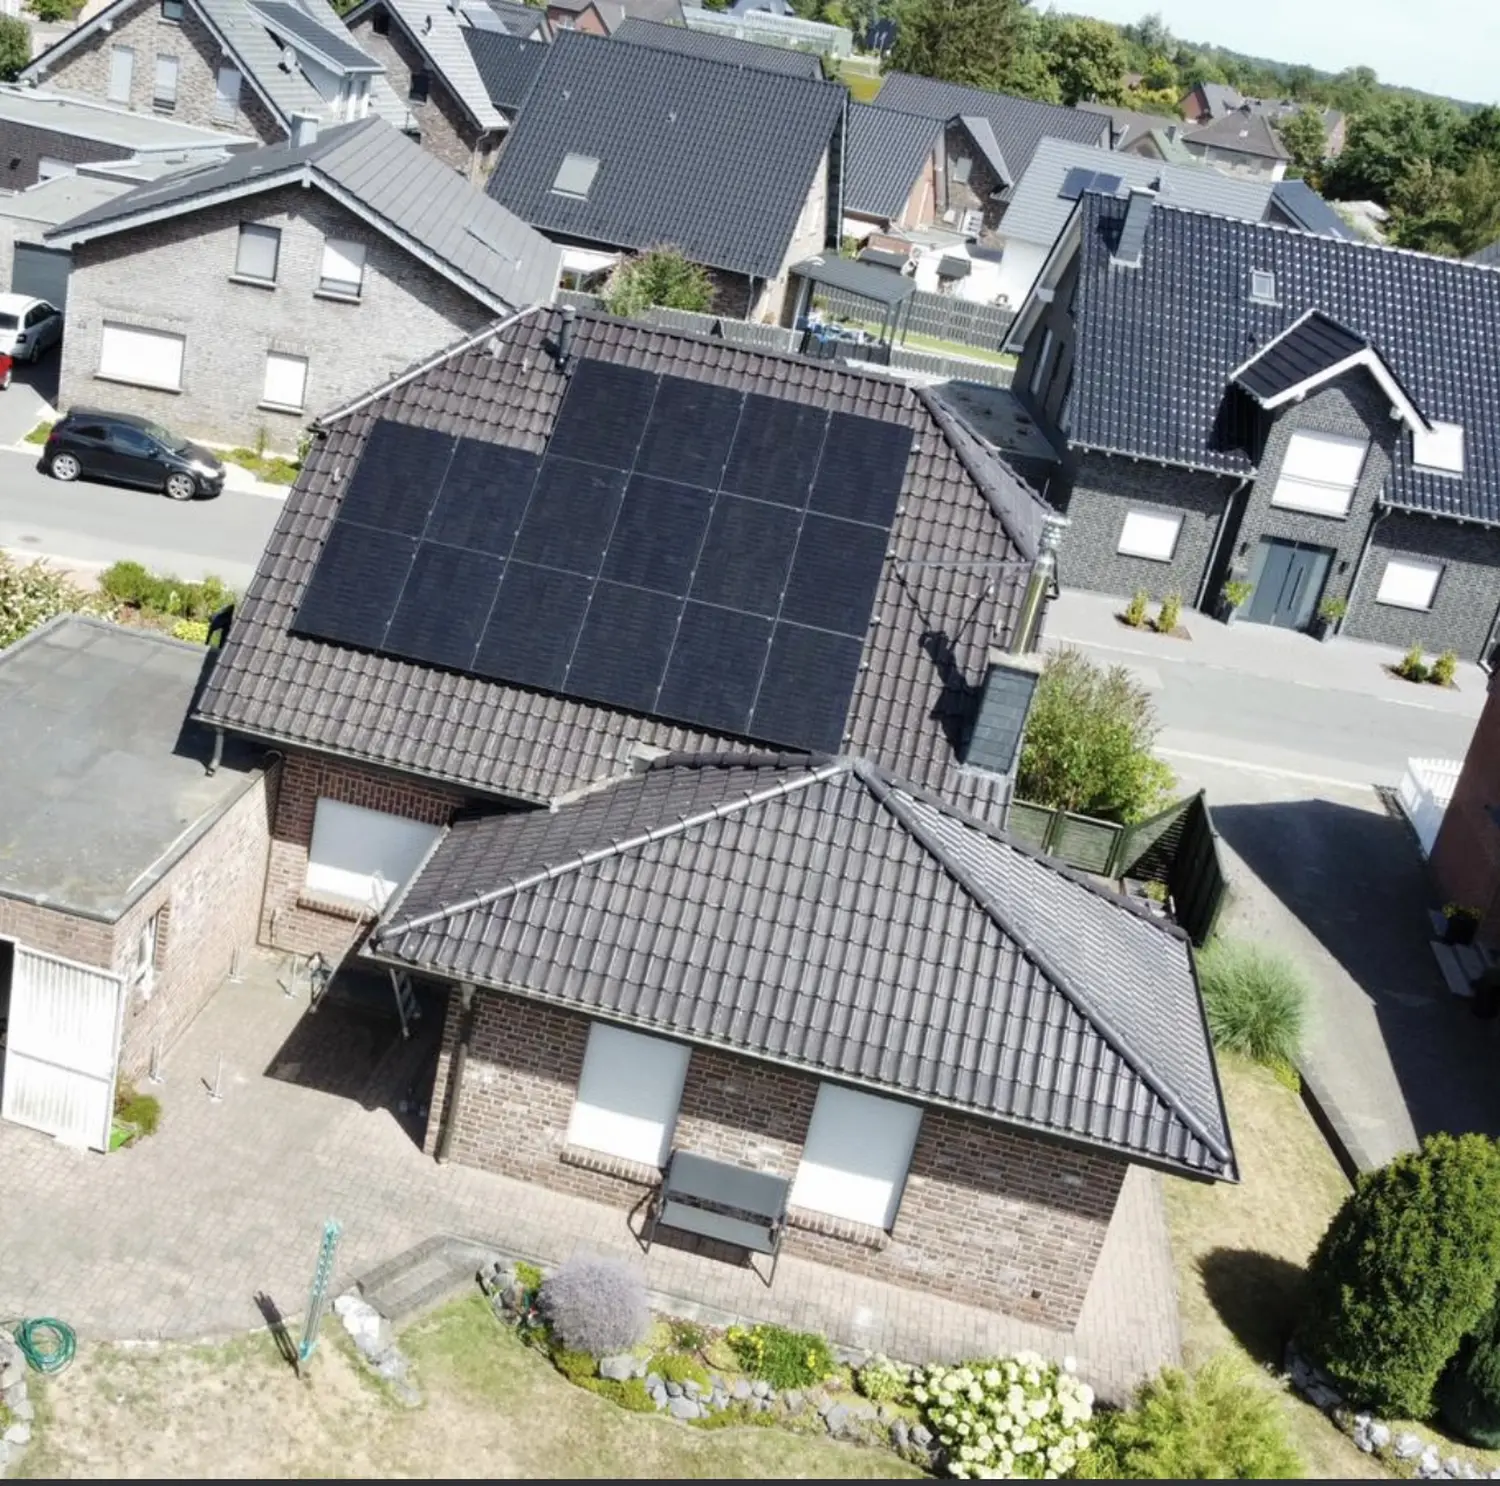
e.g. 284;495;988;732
1195;477;1252;612
1012;513;1068;654
1345;503;1391;637
206;725;225;777
434;981;477;1165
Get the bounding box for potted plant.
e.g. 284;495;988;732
1314;594;1347;642
1444;903;1482;946
1220;579;1252;625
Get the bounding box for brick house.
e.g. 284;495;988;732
46;116;559;448
190;302;1235;1324
1006;189;1500;660
1180;106;1290;182
1432;677;1500;945
0;617;271;1153
484;30;845;319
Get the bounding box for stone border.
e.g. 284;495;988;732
0;1331;35;1472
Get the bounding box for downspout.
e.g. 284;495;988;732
1195;476;1252;612
434;981;477;1165
206;726;225;777
1013;513;1068;654
1345;503;1391;637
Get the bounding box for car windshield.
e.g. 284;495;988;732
143;421;188;451
0;314;17;330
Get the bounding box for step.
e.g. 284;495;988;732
1432;939;1478;998
353;1235;500;1323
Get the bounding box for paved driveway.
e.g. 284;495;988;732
0;351;57;447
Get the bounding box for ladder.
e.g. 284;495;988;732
389;969;420;1039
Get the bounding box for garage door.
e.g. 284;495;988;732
11;242;71;310
1;946;124;1152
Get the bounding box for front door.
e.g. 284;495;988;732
1244;538;1334;630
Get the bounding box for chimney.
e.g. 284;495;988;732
291;113;319;147
1112;185;1156;268
1012;512;1067;656
555;303;576;370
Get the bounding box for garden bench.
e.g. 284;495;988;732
644;1150;790;1286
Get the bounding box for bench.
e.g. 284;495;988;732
644;1150;791;1286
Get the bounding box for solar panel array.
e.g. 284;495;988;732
1059;166;1124;202
293;360;913;753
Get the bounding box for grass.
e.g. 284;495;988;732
222;447;300;485
1197;938;1309;1072
825;315;1017;367
832;59;883;102
23;420;53;445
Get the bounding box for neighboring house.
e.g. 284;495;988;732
610;15;820;77
47;116;560;447
1269;178;1360;241
1075;100;1182;155
18;0;409;146
547;0;686;34
1432;677;1500;947
1469;239;1500;268
1180;105;1290;181
190;302;1234;1324
1179;83;1344;161
0;617;270;1155
485;30;845;319
460;27;549;118
1009;190;1500;659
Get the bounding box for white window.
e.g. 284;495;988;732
235;222;280;281
1270;429;1367;518
1249;268;1276;303
108;45;134;103
262;352;307;410
214;64;242;124
160;0;183;19
1376;557;1442;611
1413;419;1465;476
319;238;366;298
97;323;185;391
37;158;74;182
1117;509;1182;562
789;1083;922;1230
304;798;442;911
1029;327;1055;397
154;53;179;110
551;152;600;199
128;911;161;1001
566;1023;690;1168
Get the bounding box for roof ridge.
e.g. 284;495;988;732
553;25;840;91
854;760;1231;1166
375;756;849;941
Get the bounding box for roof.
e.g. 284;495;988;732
249;0;381;71
485;30;845;280
367;753;1235;1180
1000;137;1275;250
195;305;1054;811
842;104;941;220
0;617;261;921
467;0;549;36
1064;194;1500;522
612;16;820;76
1188;81;1243;118
1270;178;1359;241
0;85;251;152
1467;239;1500;268
460;29;549;112
1076;100;1181;151
48;117;560;313
873;72;1107;185
0;172;139;228
791;253;915;307
1183;107;1290;162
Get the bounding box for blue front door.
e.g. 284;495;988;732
1245;538;1333;630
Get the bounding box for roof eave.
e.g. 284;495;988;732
1236;345;1430;433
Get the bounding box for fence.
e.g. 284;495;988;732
813;284;1015;352
683;6;852;56
1397;756;1462;858
554;291;803;354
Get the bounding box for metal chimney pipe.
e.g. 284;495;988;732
555;303;576;371
1012;513;1068;655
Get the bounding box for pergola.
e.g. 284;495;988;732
789;254;918;346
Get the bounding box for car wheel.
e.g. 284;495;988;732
49;452;81;482
164;472;196;502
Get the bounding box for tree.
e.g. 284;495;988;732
602;246;714;319
1015;647;1175;823
1439;1294;1500;1449
1275;107;1327;179
1325;95;1463;204
1044;16;1128;106
1458;106;1500;163
1391;153;1500;257
886;0;1034;93
0;15;27;82
1140;53;1177;93
1124;84;1181;115
1122;11;1173;59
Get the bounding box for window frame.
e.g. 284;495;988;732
1028;326;1055;398
318;238;367;299
153;52;180;111
1375;556;1443;612
233;222;281;284
550;152;601;200
409;69;430;104
160;0;184;19
97;322;186;393
1117;508;1183;562
304;798;443;911
1269;429;1368;519
213;63;242;124
565;1022;691;1169
789;1083;923;1231
107;44;135;104
1412;419;1465;477
1249;267;1276;303
261;351;308;413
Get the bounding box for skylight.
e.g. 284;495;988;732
1249;268;1276;303
1412;419;1465;476
551;153;600;200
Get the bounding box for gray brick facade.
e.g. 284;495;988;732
57;182;493;449
0;122;131;191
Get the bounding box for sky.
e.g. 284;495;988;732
1061;0;1498;105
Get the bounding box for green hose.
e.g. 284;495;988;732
13;1318;76;1374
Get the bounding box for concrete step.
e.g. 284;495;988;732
352;1234;499;1323
1432;940;1481;997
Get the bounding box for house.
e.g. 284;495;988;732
18;0;407;146
0;617;270;1154
460;27;550;120
188;301;1233;1324
485;30;845;318
1268;177;1360;241
1180;105;1290;181
1008;190;1500;659
1431;678;1500;946
546;0;688;36
46;116;560;448
610;15;821;78
1075;100;1183;156
1179;84;1345;162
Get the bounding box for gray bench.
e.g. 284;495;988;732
644;1150;791;1286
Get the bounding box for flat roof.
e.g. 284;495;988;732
0;617;261;921
0;172;136;227
790;253;916;308
0;85;250;150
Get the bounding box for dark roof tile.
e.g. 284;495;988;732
611;16;821;77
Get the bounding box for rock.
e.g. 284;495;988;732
668;1396;702;1421
10;1399;33;1423
911;1424;933;1449
755;1397;772;1413
890;1420;910;1449
732;1378;753;1401
0;1362;23;1393
1396;1432;1425;1460
766;1388;778;1402
1460;1463;1480;1480
1446;1460;1463;1477
824;1403;850;1434
1420;1446;1442;1476
649;1384;668;1410
646;1373;663;1392
710;1374;725;1391
783;1389;804;1412
751;1379;770;1399
632;1357;648;1379
684;1380;701;1398
2;1381;26;1409
665;1381;683;1399
1370;1423;1391;1450
599;1355;636;1382
710;1388;728;1410
853;1402;878;1421
3;1423;30;1448
1305;1382;1340;1410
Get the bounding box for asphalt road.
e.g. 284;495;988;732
0;447;282;590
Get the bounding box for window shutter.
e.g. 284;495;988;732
235;224;280;281
304;799;442;910
98;324;184;390
1376;558;1442;610
1117;510;1182;561
154;54;179;105
108;47;134;103
566;1024;690;1167
320;239;366;294
262;352;308;410
790;1084;922;1229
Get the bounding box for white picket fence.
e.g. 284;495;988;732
1397;757;1462;858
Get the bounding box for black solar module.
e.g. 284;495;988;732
1058;165;1093;201
337;421;455;535
656;603;772;736
547;358;659;467
749;625;866;751
511;459;629;572
782;515;890;636
383;543;505;672
721;393;827;506
294;521;416;649
809;414;911;526
689;495;801;616
600;476;714;592
1094;173;1123;196
474;561;592;692
563;581;683;714
635;378;743;487
425;441;540;556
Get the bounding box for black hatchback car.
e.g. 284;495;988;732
43;409;226;500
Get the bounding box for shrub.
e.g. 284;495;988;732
856;1353;910;1403
603;245;714;318
0;554;103;649
727;1324;835;1389
1318;594;1348;623
1196;939;1308;1069
1016;647;1175;824
98;562;234;621
582;1375;656;1412
0;15;28;82
114;1085;161;1137
1122;589;1150;627
538;1255;649;1357
1298;1132;1500;1417
650;1352;711;1390
514;1260;544;1293
1398;643;1429;682
552;1346;598;1385
1222;579;1252;611
1155;592;1182;635
1085;1354;1302;1479
1439;1293;1500;1448
1432;650;1460;687
910;1352;1095;1479
667;1317;707;1353
172;618;211;644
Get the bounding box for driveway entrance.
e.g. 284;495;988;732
1245;537;1334;630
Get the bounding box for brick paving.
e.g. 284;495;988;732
0;955;1179;1401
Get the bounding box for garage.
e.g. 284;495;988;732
11;241;71;309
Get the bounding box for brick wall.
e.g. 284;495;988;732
261;751;464;956
1432;676;1500;944
35;0;283;143
0;898;113;969
943;120;1005;238
427;988;1127;1326
59;182;493;448
1014;253;1078;434
0;122;132;190
896;143;940;231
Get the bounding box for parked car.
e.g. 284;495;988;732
0;352;11;391
0;294;62;362
43;410;226;500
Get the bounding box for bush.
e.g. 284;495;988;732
726;1324;835;1389
1155;592;1182;635
1196;939;1308;1069
1222;579;1252;611
909;1352;1095;1479
514;1260;543;1293
114;1083;161;1137
667;1317;706;1353
552;1346;598;1385
99;562;233;621
0;15;28;82
538;1255;649;1357
650;1352;711;1390
1122;589;1150;627
1439;1294;1500;1447
1299;1132;1500;1417
856;1353;909;1403
582;1375;656;1412
1432;650;1460;687
24;0;76;20
603;245;714;318
1398;643;1430;682
1016;647;1176;824
1085;1354;1302;1479
0;553;103;649
171;618;211;644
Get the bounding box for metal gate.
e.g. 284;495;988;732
1;945;124;1152
11;242;72;309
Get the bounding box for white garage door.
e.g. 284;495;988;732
1;945;124;1152
12;243;71;310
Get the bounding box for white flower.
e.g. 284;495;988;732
913;1386;929;1404
1028;1397;1049;1420
1062;1356;1076;1374
1075;1431;1092;1451
983;1368;1001;1388
1077;1384;1095;1408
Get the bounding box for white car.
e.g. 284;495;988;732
0;294;62;363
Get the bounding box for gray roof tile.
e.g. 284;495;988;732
1183;107;1290;161
350;0;507;128
612;16;821;77
368;752;1235;1179
460;28;549;112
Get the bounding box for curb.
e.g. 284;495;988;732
1297;1060;1376;1184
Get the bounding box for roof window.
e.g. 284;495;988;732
551;152;600;200
1412;419;1465;476
1249;268;1276;303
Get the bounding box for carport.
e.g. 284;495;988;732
788;254;918;353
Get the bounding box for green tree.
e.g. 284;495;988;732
886;0;1033;92
1439;1294;1500;1449
1044;16;1128;106
1015;647;1175;823
1140;53;1177;93
1458;106;1500;163
1275;107;1327;179
1124;84;1180;115
1391;153;1500;257
1326;95;1463;203
0;15;28;81
602;246;714;318
24;0;76;21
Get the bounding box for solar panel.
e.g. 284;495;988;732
474;561;592;692
382;543;505;673
689;495;801;616
1058;166;1093;201
749;625;865;754
562;581;682;715
511;459;628;573
424;441;539;557
337;422;455;536
547;358;659;468
781;515;889;636
656;603;772;737
1094;173;1124;196
635;379;743;488
294;522;417;650
808;414;912;527
721;394;827;506
601;476;714;593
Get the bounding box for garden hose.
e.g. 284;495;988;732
13;1318;76;1375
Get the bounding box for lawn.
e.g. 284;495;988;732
21;1295;919;1479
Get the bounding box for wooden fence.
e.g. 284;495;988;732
813;284;1015;351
